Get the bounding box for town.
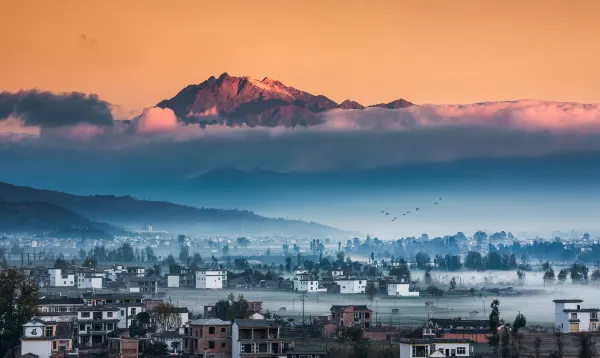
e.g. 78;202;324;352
2;231;600;358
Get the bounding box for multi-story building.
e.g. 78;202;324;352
82;292;144;306
398;329;473;358
76;305;120;346
387;282;419;297
554;299;599;333
232;320;288;358
334;279;366;294
293;273;319;292
78;274;104;289
37;297;84;322
196;269;227;289
185;318;232;358
128;277;159;293
48;269;75;287
330;305;372;329
20;318;73;358
126;266;146;277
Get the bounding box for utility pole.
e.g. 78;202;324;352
299;293;307;325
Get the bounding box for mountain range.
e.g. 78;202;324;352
0;182;348;237
156;72;413;127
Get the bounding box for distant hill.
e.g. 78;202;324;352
0;200;114;239
156;72;413;127
0;182;348;237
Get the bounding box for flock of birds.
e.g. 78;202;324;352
380;198;443;222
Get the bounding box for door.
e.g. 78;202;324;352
569;322;579;332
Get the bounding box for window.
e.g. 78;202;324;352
209;341;215;349
120;310;125;316
45;327;53;337
457;347;466;355
221;327;226;333
52;341;58;350
107;312;113;318
81;312;90;318
221;342;226;348
131;308;136;315
591;312;598;320
591;323;598;331
571;313;578;320
209;327;215;334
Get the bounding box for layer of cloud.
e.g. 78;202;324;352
2;92;600;175
0;90;114;128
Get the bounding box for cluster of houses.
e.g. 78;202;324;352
23;265;228;293
18;289;600;358
292;269;419;297
19;292;480;358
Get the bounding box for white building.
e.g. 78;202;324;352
48;269;75;287
76;305;120;346
554;299;599;333
331;270;344;277
335;279;367;294
167;274;180;288
388;282;419;297
78;276;103;289
399;329;472;358
37;297;84;322
195;269;227;289
20;318;73;358
293;273;319;292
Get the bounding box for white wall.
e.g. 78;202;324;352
293;276;319;292
48;269;75;287
336;280;366;294
196;270;224;289
79;277;103;289
232;323;240;358
388;283;419;297
167;275;180;288
20;340;51;358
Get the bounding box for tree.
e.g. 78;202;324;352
145;246;157;262
189;253;203;270
178;246;190;263
488;299;501;349
265;248;271;256
424;266;433;285
578;332;594;358
285;257;292;272
449;277;457;290
570;264;589;282
389;259;411;283
83;256;98;268
542;261;551;272
222;245;230;256
152;302;182;332
54;257;70;269
533;336;542;358
141;342;168;357
282;243;289;256
164;254;176;267
177;234;185;246
544;268;555;282
558;269;569;283
517;269;526;281
78;248;87;260
236;237;250;248
512;313;527;336
0;268;40;357
415;252;431;270
215;294;248;321
365;282;378;304
591;268;600;281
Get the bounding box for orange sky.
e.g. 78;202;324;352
1;0;599;114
